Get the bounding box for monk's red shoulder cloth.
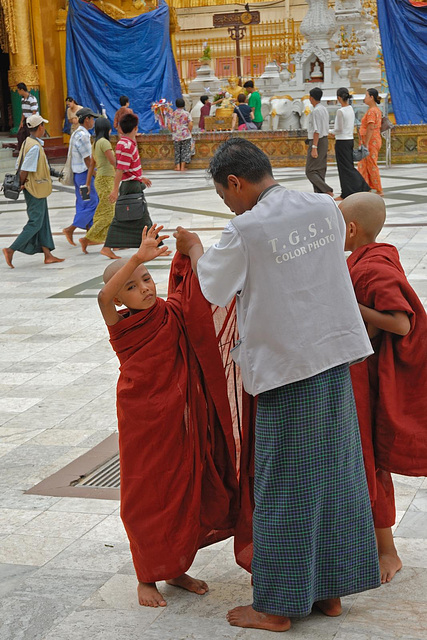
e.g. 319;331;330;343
348;243;427;481
108;254;242;583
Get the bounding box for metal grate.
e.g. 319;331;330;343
76;454;121;489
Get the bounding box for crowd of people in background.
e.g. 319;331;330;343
3;83;385;270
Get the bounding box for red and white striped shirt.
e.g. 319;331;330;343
115;136;143;182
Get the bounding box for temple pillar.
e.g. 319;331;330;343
7;0;39;133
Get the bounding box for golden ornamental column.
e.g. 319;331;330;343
8;0;40;133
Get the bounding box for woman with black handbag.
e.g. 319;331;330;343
330;88;370;201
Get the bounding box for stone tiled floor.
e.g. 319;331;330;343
0;163;426;640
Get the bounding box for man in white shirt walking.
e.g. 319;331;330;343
305;87;334;196
174;138;380;633
16;82;39;151
62;107;99;246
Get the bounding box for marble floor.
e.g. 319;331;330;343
0;163;426;640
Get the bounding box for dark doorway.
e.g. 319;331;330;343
0;51;11;132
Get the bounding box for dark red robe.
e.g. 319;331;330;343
108;254;243;582
348;243;427;526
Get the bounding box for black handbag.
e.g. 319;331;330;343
2;139;27;200
114;192;146;222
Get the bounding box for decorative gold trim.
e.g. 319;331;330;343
8;64;39;90
0;0;18;54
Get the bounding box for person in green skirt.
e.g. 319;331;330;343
2;115;64;269
79;117;119;259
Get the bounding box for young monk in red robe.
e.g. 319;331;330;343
98;224;241;607
340;192;427;584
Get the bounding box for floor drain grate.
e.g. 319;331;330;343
25;433;120;500
76;454;120;489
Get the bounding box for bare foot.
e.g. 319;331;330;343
326;192;334;198
377;192;385;197
226;605;291;632
137;582;167;607
2;247;14;268
334;196;344;201
166;573;209;595
62;227;76;246
100;247;120;260
79;238;89;254
379;552;402;583
314;598;342;617
44;255;65;264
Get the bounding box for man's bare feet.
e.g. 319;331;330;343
137;582;167;607
314;597;342;617
62;227;76;246
334;196;344;202
44;255;65;264
166;573;209;595
379;553;402;583
2;247;14;268
100;247;120;259
226;605;291;632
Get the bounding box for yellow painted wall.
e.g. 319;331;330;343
31;0;66;137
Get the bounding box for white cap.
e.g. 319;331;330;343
26;114;49;128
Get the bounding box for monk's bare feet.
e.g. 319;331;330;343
100;247;120;259
379;553;402;583
314;597;342;617
44;255;65;264
62;227;76;246
137;582;167;608
227;605;291;632
2;247;14;268
166;573;209;595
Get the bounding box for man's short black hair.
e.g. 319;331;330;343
200;95;209;104
119;95;129;106
237;93;247;103
208;138;273;188
17;82;28;92
28;125;40;134
243;80;254;89
309;87;323;102
176;98;185;108
120;112;139;134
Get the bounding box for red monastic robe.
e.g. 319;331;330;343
348;243;427;525
108;254;244;583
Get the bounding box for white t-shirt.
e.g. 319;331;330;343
307;103;329;139
331;105;355;140
197;185;372;396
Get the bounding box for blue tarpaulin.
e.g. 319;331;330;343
377;0;427;124
66;0;182;133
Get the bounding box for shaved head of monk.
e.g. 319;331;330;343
103;260;157;312
339;192;386;252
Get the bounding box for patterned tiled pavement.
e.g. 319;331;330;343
0;163;426;640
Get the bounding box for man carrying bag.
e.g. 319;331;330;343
2;115;64;268
103;112;155;252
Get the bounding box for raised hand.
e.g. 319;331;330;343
136;224;171;263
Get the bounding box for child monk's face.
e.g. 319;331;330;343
115;264;157;312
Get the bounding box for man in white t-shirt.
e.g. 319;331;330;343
174;138;380;633
306;86;334;196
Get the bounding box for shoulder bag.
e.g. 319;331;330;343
114;191;147;222
59;132;75;186
235;105;258;131
1;138;28;200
